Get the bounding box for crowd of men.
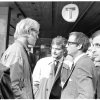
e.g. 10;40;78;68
0;17;100;99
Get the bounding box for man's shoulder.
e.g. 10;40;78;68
6;42;23;52
80;54;93;63
2;42;24;60
77;54;95;68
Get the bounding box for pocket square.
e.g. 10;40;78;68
69;78;72;81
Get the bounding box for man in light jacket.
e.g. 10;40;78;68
1;18;40;99
32;36;73;99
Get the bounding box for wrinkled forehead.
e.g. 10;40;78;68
52;44;62;49
93;35;100;44
68;35;76;42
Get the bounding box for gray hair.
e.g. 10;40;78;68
14;18;40;39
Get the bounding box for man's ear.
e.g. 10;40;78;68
77;44;82;50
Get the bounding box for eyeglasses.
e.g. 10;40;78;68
67;41;78;46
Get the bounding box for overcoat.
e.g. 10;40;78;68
1;40;33;99
35;59;70;99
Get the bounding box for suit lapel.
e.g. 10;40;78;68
62;54;88;89
47;58;64;98
61;63;70;85
63;63;75;89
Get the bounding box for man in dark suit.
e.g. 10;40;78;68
61;32;97;99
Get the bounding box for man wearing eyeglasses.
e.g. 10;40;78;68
92;30;100;99
61;32;97;99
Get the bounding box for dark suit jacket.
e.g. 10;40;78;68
61;54;97;99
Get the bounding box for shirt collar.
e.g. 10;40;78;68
48;56;64;65
56;57;64;63
74;53;86;65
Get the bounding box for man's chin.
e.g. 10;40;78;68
52;56;58;59
53;56;62;60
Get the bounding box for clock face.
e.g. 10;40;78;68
62;4;79;22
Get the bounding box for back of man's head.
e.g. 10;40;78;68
92;30;100;39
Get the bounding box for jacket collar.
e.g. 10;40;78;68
48;56;64;65
15;40;29;53
74;53;86;66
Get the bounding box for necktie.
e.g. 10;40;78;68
50;60;59;77
54;60;59;75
